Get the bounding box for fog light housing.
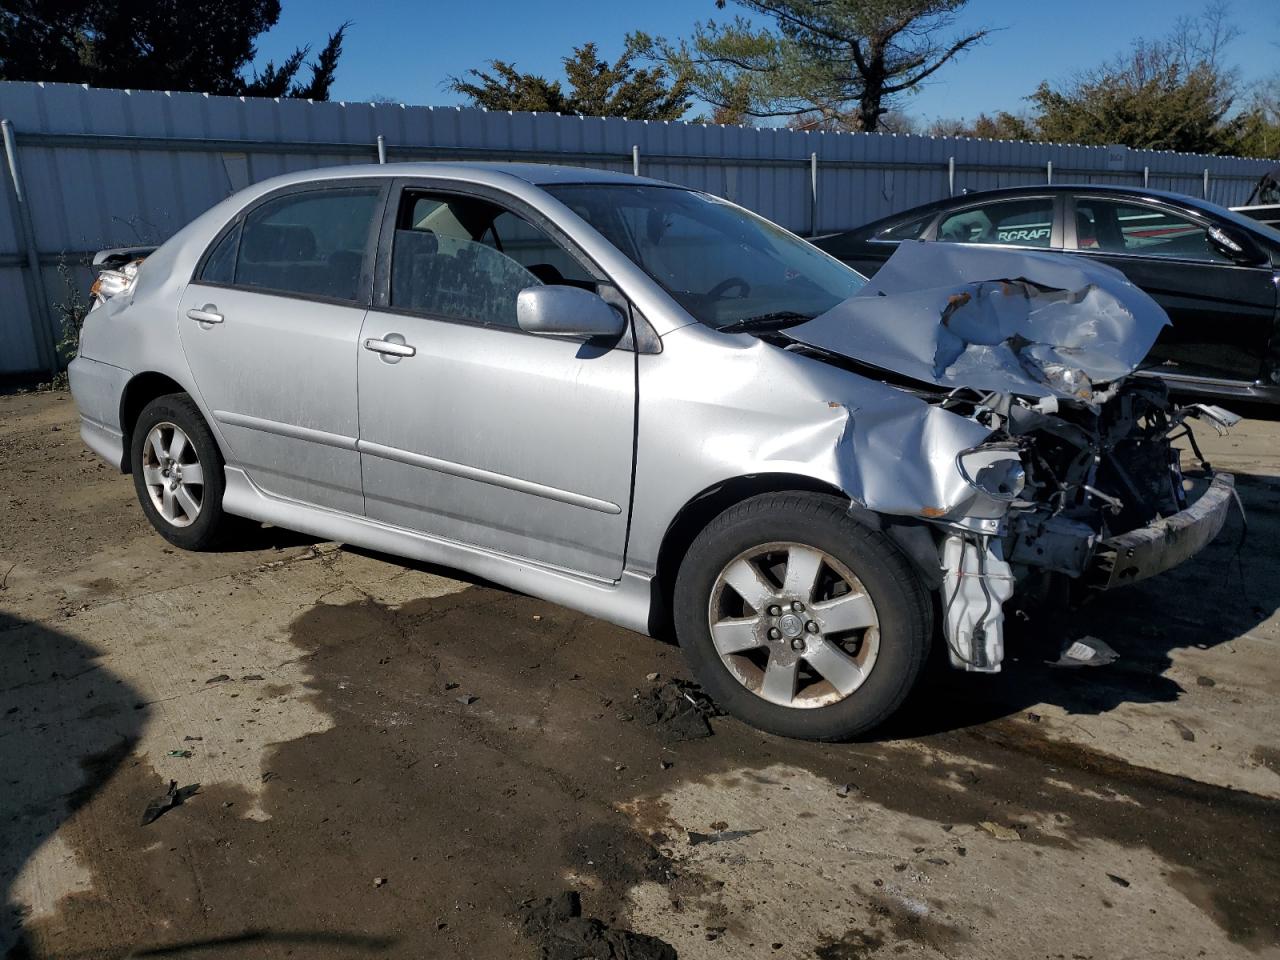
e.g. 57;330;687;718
957;444;1026;501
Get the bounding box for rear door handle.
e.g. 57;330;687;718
186;305;224;324
364;337;416;358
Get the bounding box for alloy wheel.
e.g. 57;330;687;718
141;422;204;528
707;541;880;708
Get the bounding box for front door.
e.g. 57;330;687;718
1067;195;1277;384
355;184;636;580
178;182;385;513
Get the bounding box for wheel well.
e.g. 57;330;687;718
649;474;849;638
648;474;945;638
119;372;187;473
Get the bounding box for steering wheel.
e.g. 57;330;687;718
706;276;751;300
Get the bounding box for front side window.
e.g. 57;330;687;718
389;191;595;328
545;184;864;329
1075;199;1231;262
937;198;1054;248
225;187;381;301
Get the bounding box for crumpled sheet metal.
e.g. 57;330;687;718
831;396;1003;519
792;241;1170;400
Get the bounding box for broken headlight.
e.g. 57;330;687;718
956;443;1026;502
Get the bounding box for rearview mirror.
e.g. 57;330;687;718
516;285;626;339
1207;224;1266;265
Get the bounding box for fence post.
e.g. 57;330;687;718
1203;168;1210;200
1046;160;1053;184
1143;166;1150;189
948;156;955;197
1;119;57;376
376;135;386;164
809;152;818;236
632;145;640;177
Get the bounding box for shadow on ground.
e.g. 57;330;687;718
0;613;148;957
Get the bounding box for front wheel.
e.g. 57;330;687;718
130;393;232;551
673;493;932;741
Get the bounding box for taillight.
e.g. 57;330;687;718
90;258;144;303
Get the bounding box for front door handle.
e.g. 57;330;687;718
186;305;224;324
364;336;416;358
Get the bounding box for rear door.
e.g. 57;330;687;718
354;181;637;580
1065;195;1277;384
932;195;1062;250
178;182;385;513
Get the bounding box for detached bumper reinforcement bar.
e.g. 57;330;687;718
1092;473;1236;589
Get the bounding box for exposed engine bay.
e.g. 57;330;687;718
776;241;1241;674
926;378;1237;671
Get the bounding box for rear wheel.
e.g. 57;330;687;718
130;393;231;550
673;492;932;740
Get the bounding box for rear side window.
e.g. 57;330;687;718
201;222;239;284
937;198;1053;248
214;187;381;301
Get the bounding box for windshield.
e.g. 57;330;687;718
545;184;866;329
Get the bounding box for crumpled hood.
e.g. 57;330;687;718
789;241;1171;401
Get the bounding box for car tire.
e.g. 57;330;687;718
130;393;231;551
673;492;932;741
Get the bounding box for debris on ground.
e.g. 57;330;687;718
373;876;387;888
979;821;1021;841
688;828;763;846
166;749;193;759
1196;675;1216;687
1108;873;1131;887
1168;719;1196;742
634;679;720;742
457;694;478;705
1048;636;1119;668
205;674;231;684
519;891;676;960
835;783;859;798
140;780;199;826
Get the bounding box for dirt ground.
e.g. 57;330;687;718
1;389;1278;960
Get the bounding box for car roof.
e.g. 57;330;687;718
245;161;677;192
829;182;1278;242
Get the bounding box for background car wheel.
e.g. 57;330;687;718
673;492;932;741
130;393;231;551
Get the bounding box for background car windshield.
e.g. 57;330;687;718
545;184;865;328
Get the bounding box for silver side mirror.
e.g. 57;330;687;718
516;285;626;339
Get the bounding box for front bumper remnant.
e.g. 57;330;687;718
1091;473;1236;589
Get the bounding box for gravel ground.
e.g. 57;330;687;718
1;389;1278;959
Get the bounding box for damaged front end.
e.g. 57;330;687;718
785;242;1239;673
927;376;1235;672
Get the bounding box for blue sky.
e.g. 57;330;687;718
255;0;1278;123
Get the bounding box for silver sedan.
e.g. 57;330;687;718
70;163;1235;740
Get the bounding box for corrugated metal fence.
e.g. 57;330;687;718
1;80;1274;376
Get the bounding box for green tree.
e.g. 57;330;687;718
0;1;348;100
1236;76;1280;160
1026;42;1241;154
448;42;691;120
926;111;1034;140
632;0;988;133
983;1;1251;154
